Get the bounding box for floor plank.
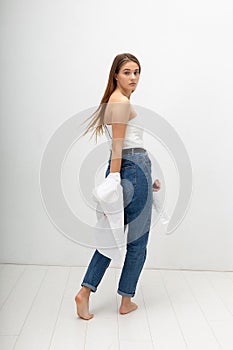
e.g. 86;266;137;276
0;336;17;350
182;270;233;321
12;266;70;350
161;270;221;350
0;264;26;309
141;270;187;349
204;271;233;316
0;265;47;335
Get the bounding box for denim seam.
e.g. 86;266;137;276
117;288;135;297
81;282;97;292
84;251;106;290
121;165;137;186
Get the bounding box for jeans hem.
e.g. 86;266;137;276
81;282;97;292
117;289;135;297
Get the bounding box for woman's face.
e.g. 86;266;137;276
115;61;140;92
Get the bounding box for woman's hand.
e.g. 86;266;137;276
152;179;161;192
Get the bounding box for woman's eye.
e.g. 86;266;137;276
124;71;139;75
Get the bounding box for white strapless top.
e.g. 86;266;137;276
104;115;144;150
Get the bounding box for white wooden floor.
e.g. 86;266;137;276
0;264;233;350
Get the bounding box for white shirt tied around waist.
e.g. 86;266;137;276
92;172;126;263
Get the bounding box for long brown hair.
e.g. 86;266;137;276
80;53;141;143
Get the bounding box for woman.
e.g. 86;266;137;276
75;53;160;320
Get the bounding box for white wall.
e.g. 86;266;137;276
1;0;233;270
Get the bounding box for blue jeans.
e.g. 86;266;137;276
81;150;153;297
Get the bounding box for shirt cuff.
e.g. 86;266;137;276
107;172;121;181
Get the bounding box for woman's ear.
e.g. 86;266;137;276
114;73;118;81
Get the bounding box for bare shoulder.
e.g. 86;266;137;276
108;92;130;104
104;93;130;125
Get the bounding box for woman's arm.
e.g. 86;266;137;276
110;123;128;172
108;98;130;173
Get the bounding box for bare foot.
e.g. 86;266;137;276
119;301;138;315
75;287;94;320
